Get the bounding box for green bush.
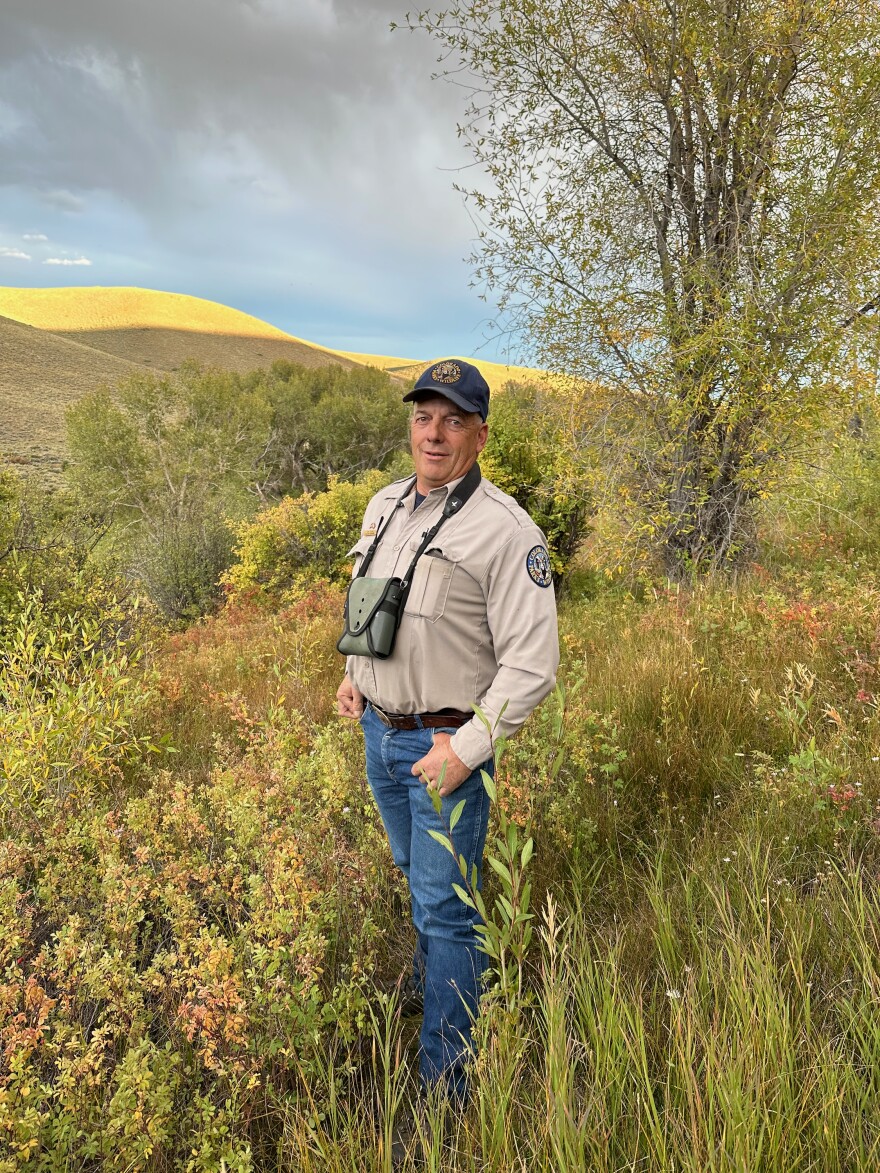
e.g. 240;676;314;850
264;360;410;493
482;382;590;579
0;593;160;834
225;469;391;595
0;468;123;644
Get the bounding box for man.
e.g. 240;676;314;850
336;358;559;1098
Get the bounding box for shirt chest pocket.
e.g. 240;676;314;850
403;546;460;621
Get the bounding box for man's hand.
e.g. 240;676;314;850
412;732;471;798
336;675;364;719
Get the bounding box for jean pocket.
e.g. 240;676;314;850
431;726;462;739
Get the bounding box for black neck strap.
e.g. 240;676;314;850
399;462;481;589
356;463;482;582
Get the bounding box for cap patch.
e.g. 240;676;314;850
431;360;462;385
526;545;552;587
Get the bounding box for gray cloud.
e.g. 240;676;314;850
0;1;472;241
39;189;86;213
0;0;498;357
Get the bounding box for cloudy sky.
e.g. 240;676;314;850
0;0;509;360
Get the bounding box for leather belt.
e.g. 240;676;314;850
368;701;471;730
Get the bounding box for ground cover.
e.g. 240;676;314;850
3;483;880;1169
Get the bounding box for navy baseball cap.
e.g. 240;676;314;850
403;358;490;421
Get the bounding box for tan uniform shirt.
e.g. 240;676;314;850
346;470;560;769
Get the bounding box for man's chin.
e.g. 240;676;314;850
416;461;452;483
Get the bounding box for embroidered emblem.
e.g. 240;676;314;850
431;360;462;385
526;545;552;587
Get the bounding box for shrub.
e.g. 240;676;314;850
0;468;121;645
0;660;397;1169
0;593;161;834
129;505;235;622
225;470;390;596
264;359;410;493
481;382;590;579
153;581;345;768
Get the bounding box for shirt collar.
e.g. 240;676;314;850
404;470;469;513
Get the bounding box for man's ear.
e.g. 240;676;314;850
476;421;489;454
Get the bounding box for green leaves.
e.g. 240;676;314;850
428;828;455;854
450;798;466;831
482;770;497;802
414;0;880;575
0;593;160;830
452;882;477;910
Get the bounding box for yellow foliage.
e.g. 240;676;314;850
225;470;390;594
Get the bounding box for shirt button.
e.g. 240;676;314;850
393;544;400;551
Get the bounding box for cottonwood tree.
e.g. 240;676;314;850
410;0;880;574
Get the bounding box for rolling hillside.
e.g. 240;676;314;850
0;287;358;375
0;285;549;476
0;287;359;474
0;314;153;475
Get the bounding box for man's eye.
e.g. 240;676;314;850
445;418;464;430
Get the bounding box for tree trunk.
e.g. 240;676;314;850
662;453;755;578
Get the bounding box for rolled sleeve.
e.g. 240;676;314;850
450;527;559;769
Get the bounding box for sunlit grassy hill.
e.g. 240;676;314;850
0;287;360;474
0;285;552;477
0;286;358;375
0;286;305;336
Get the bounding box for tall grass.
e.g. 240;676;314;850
270;843;880;1172
6;437;880;1167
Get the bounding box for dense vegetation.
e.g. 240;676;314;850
3;359;880;1167
61;362;585;618
64;361;411;620
412;0;880;575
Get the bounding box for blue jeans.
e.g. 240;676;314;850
360;704;492;1097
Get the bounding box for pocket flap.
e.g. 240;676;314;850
406;538;463;563
344;577;395;637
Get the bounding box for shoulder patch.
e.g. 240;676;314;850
526;545;552;587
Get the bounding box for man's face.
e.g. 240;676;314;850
410;395;488;493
